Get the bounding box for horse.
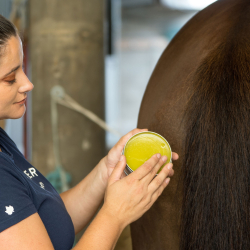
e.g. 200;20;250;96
130;0;250;249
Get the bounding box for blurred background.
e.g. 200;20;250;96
0;0;216;249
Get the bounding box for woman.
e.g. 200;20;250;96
0;15;178;250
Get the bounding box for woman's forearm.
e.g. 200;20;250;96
72;153;174;250
60;158;107;234
73;208;124;250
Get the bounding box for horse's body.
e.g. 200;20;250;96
131;0;250;249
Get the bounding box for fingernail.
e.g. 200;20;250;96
165;178;170;185
162;156;167;162
157;153;161;159
167;163;173;170
120;155;123;161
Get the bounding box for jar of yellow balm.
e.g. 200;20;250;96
123;131;172;175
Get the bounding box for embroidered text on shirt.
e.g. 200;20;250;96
23;167;38;179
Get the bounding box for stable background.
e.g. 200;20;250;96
0;0;215;249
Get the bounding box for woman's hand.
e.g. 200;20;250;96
100;153;174;230
98;128;179;187
103;128;148;179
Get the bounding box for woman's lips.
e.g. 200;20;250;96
15;98;27;104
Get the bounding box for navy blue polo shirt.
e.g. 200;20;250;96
0;127;75;250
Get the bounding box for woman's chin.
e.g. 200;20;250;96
0;105;26;120
10;106;26;119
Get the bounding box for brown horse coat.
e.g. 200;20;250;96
131;0;250;249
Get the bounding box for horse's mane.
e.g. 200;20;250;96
181;22;250;249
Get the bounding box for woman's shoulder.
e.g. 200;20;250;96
0;155;37;234
0;153;15;169
0;153;28;189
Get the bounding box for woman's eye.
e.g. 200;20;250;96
6;79;16;84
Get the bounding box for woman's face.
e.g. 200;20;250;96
0;36;33;120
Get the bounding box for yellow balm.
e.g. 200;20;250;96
123;132;172;174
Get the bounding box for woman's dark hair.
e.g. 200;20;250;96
0;14;17;53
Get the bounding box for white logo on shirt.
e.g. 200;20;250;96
39;182;45;189
24;168;38;179
5;205;14;215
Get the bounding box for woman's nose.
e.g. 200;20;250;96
18;73;34;93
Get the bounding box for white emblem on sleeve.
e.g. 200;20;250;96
39;182;45;189
5;205;14;215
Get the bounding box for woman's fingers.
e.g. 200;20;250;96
108;155;127;184
172;152;179;161
150;178;170;204
107;129;148;168
168;167;174;177
113;128;148;154
142;155;167;184
147;163;173;194
130;154;160;180
142;177;171;212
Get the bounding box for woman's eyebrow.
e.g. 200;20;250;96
3;65;20;77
